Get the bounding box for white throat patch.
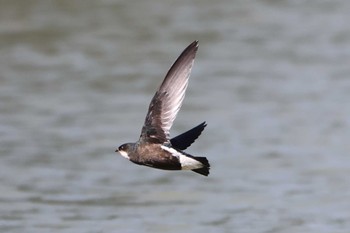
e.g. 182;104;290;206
118;150;130;160
161;145;203;170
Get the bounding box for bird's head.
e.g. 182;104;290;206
115;143;133;159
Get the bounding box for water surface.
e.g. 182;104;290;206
1;0;350;232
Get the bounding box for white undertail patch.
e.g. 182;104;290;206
161;145;203;170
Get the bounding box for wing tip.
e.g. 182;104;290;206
192;40;199;46
188;40;199;53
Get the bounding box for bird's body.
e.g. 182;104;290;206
116;41;210;176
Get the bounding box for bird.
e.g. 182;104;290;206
116;41;210;176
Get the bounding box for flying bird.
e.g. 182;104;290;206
116;41;210;176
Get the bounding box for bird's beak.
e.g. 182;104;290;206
115;149;119;153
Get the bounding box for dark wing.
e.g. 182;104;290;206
140;41;199;144
170;122;207;150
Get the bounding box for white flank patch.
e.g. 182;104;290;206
118;150;130;160
161;145;203;170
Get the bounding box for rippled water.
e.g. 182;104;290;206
1;0;350;232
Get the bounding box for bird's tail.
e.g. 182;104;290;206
191;156;210;176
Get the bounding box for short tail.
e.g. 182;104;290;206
191;156;210;176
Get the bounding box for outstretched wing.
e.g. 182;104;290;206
140;41;199;144
170;122;207;150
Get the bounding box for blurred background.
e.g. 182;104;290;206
1;0;350;232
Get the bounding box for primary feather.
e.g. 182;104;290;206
140;41;199;144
